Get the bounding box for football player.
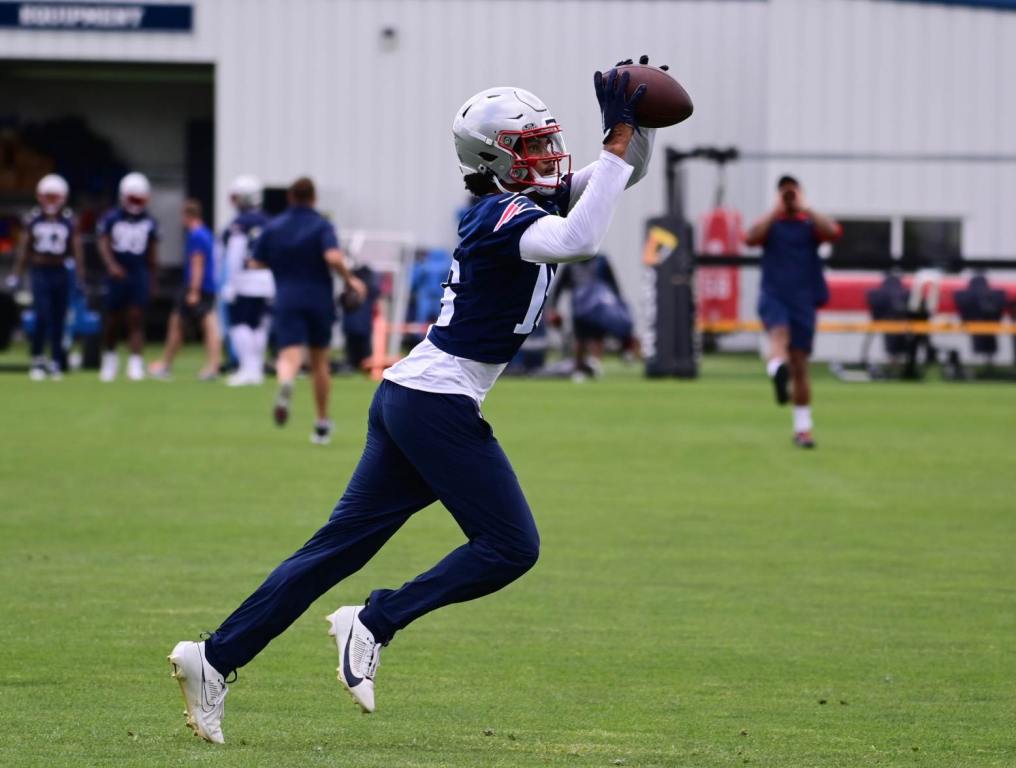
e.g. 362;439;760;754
97;172;160;382
169;60;656;743
746;175;841;448
221;175;272;386
8;174;84;379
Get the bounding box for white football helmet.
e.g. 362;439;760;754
452;87;570;195
36;174;69;215
229;174;263;209
119;172;151;214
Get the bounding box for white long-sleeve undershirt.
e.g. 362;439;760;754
519;150;634;264
568;127;656;204
519;128;654;265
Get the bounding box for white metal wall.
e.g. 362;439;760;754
765;0;1016;258
0;0;768;303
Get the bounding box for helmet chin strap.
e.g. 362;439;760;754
529;174;561;196
491;175;514;195
490;169;560;196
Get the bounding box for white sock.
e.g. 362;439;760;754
766;358;785;378
250;326;268;375
230;326;252;372
793;406;813;433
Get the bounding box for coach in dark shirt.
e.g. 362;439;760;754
254;177;364;444
746;175;840;448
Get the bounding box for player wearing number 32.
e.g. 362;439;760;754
168;61;658;743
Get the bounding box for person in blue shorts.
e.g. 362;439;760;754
253;177;365;444
8;174;85;380
149;199;221;380
97;172;160;382
746;175;841;448
167;58;660;744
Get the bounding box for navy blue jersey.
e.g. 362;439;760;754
24;207;75;260
97;207;159;270
428;185;570;364
760;214;829;306
222;210;268;256
254;205;338;308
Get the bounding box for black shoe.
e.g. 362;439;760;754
310;420;333;445
793;431;816;449
773;362;790;405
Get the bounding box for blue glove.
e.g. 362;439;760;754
593;68;646;143
4;274;20;291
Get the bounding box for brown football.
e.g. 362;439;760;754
615;64;693;128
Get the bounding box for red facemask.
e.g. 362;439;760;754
123;195;148;214
495;124;571;191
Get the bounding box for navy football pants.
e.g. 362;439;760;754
205;380;539;675
30;267;69;369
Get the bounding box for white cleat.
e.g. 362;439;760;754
226;370;263;387
99;352;119;382
127;355;145;381
29;366;47;382
326;606;381;713
167;640;228;744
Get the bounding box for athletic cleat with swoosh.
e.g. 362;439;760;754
326;606;381;713
168;640;228;744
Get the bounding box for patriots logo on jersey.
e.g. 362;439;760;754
493;197;538;233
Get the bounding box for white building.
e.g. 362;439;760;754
2;0;1014;332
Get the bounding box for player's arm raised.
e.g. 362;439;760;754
806;206;842;242
745;198;783;247
519;69;644;265
569;56;663;197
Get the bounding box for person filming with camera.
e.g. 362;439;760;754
746;175;841;448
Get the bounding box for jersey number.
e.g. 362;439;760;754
33;222;69;255
434;257;460;327
435;259;550;336
514;264;550;335
110;221;151;255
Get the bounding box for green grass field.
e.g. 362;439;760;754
1;348;1014;767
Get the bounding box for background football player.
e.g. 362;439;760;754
97;172;160;382
8;174;85;380
221;175;272;386
168;59;658;744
